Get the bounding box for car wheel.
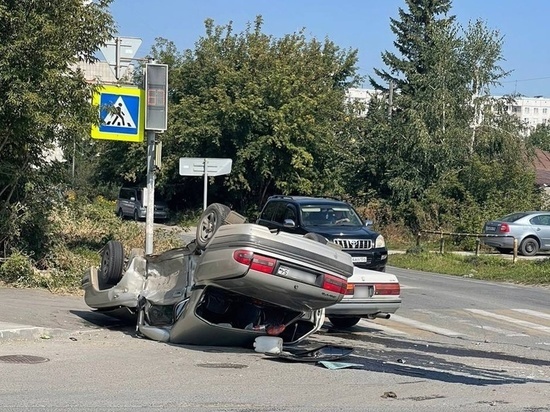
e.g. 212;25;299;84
195;203;231;250
98;240;124;289
117;209;125;219
519;238;539;256
304;232;328;244
496;247;512;254
329;317;361;328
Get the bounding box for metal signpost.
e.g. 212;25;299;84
179;158;233;210
100;37;142;80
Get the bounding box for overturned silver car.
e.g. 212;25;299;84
82;204;354;347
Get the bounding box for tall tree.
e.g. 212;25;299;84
135;17;362;212
370;0;455;94
0;0;115;255
362;0;539;232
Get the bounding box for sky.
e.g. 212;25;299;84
109;0;550;97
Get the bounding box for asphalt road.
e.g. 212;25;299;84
1;267;549;411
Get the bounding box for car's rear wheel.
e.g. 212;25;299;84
195;203;231;250
520;238;539;256
329;317;361;328
98;240;124;289
496;247;512;254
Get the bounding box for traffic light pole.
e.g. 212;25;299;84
145;130;156;255
144;63;168;255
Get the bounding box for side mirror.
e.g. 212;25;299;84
364;219;373;228
283;218;296;228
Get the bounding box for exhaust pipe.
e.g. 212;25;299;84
367;312;391;320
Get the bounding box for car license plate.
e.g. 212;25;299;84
354;285;374;298
351;256;368;263
485;226;496;232
277;265;317;284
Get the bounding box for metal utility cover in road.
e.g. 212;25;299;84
91;85;145;142
179;158;233;176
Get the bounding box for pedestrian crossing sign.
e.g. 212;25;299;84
91;85;145;142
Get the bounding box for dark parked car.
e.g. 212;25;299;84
115;186;169;221
482;211;550;256
256;196;388;271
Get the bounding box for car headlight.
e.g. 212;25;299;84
375;235;385;248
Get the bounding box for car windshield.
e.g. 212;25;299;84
499;212;529;222
300;204;363;227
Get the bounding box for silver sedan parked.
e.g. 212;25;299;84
325;267;401;328
482;211;550;256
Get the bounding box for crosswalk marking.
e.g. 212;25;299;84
357;319;408;335
389;314;464;337
465;323;529;337
511;309;550;321
465;309;550;333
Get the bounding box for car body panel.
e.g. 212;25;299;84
82;223;354;347
325;267;401;318
482;211;550;253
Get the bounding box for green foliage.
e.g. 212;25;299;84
0;0;115;258
526;124;550;152
357;0;537;236
0;251;35;284
94;17;363;212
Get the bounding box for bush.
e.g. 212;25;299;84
0;251;35;285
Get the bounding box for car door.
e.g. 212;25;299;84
257;201;284;230
530;214;550;249
121;188;136;217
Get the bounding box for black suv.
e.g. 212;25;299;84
257;196;387;272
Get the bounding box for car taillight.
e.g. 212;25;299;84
374;283;400;295
498;223;510;233
322;274;347;295
233;250;276;274
345;283;355;295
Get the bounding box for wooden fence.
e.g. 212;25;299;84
417;230;518;263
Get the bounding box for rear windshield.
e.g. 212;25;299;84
500;212;529;222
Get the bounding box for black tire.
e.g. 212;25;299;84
519;238;539;257
195;203;232;250
98;240;124;289
329;317;361;328
304;232;328;244
117;209;125;220
496;247;512;254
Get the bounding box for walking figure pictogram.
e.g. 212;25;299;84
107;103;126;126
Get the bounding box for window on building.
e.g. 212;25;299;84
544;108;548;114
534;108;539;114
524;107;530;114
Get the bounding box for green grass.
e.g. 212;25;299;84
388;251;550;285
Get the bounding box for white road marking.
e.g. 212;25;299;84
357;319;408;335
389;314;463;336
466;309;550;334
511;309;550;322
